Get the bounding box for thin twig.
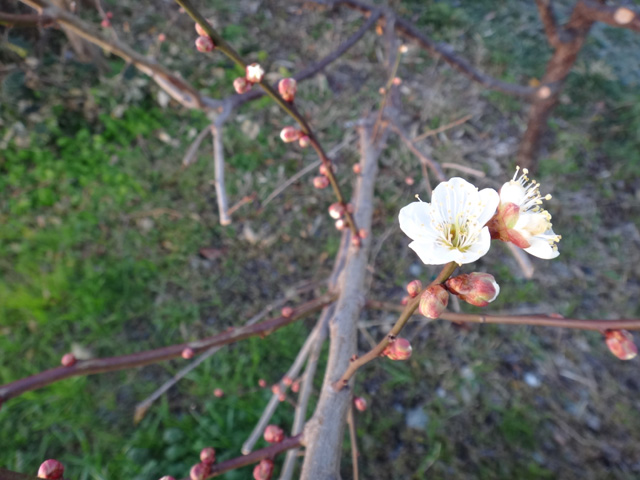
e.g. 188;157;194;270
263;160;322;208
0;12;55;27
535;0;562;48
413;113;473;142
440;162;486;178
347;403;360;480
211;111;231;225
388;121;446;182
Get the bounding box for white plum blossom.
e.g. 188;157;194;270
246;63;265;83
496;167;561;259
399;177;500;265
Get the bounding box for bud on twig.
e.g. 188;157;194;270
258;378;267;388
182;347;195;359
406;279;422;298
419;285;449;319
233;77;252;94
263;424;284;443
335;219;347;231
281;306;294;318
253;459;275;480
328;202;345;220
37;459;64;479
353;164;361;174
278;78;297;102
280;126;301;143
195;36;215;52
313;176;329;189
159;476;176;480
298;135;310;148
200;447;216;465
291;379;300;393
614;7;635;25
445;272;500;307
61;353;76;367
605;330;638;360
354;396;367;412
246;63;265;83
190;462;210;480
383;338;412;361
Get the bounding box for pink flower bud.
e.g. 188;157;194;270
335;219;347;231
61;353;76;367
280;126;301;143
101;18;111;28
282;376;293;386
182;347;195;359
291;379;300;393
298;135;310;148
271;384;282;396
445;273;500;307
159;477;176;480
406;279;422;298
106;11;113;19
195;21;208;37
195;36;215;52
351;236;361;247
264;424;284;443
605;330;638;360
37;459;64;479
392;77;402;85
213;388;224;398
253;459;275;480
346;203;354;214
158;33;166;42
246;63;265;83
419;285;449;319
319;164;333;176
281;306;294;318
278;78;297;102
358;229;368;239
352;164;361;174
258;378;267;388
328;202;345;219
353;396;367;412
190;462;210;480
200;447;216;465
233;77;252;94
313;176;329;189
405;176;415;186
384;338;412;361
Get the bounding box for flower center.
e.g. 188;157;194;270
439;214;476;252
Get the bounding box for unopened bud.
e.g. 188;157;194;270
61;353;76;367
354;396;367;412
38;459;64;479
282;376;293;387
353;164;361;174
246;63;265;83
406;279;422;298
158;33;166;42
298;135;310;148
258;378;267;388
280;126;301;143
346;203;354;214
278;393;286;402
106;11;113;19
384;337;412;361
253;459;275;480
392;77;402;85
291;379;300;393
159;477;176;480
614;7;635;25
328;202;345;219
101;18;111;28
190;462;210;480
271;384;282;396
537;86;551;99
351;235;361;247
313;176;329;189
445;273;500;307
319;164;333;176
195;21;209;37
419;285;449;319
335;219;347;231
358;229;368;239
401;295;410;306
405;176;415;186
278;77;297;102
200;447;216;465
233;77;252;94
281;306;294;318
195;36;215;52
182;347;195;359
213;388;224;398
605;330;638;360
379;87;386;95
264;424;284;443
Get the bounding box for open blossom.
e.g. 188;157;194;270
488;167;561;259
246;63;265;83
399;178;499;265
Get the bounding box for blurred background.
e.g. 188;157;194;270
1;0;640;478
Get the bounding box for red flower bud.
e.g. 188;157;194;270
233;77;252;94
190;462;210;480
419;285;449;319
200;447;216;465
605;330;638;360
280;126;301;143
313;176;329;189
298;135;310;148
37;459;64;479
384;338;412;361
258;378;267;388
253;459;275;480
61;353;76;367
246;63;265;83
195;36;215;52
264;424;284;443
213;388;224;398
335;219;347;231
328;202;345;220
352;164;361;174
281;306;294;318
445;273;500;307
406;279;422;298
182;347;195;359
353;396;367;412
278;78;297;102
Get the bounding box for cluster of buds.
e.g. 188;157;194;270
419;285;449;319
37;459;64;479
445;273;499;307
253;459;275;480
194;21;216;53
233;63;265;94
263;424;285;443
279;126;309;148
271;383;286;402
605;330;638;360
353;396;367;412
382;337;412;361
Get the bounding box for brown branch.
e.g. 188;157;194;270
575;0;640;32
346;404;360;480
535;0;562;48
0;12;55;27
0;293;335;404
414;113;473;143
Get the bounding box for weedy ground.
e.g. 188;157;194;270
1;0;640;479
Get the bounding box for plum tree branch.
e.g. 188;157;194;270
535;0;562;48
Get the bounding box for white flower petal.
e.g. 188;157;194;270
455;227;492;265
475;188;500;227
499;181;526;205
398;202;438;242
409;241;460;265
523;235;560;259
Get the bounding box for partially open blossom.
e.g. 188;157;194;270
399;177;499;265
445;272;499;307
419;285;449;318
200;447;216;465
605;330;638;360
182;347;195;359
335;219;347;231
253;459;275;480
278;77;297;102
354;396;367;412
190;462;210;480
313;176;329;189
280;126;301;143
264;424;284;443
383;338;412;361
38;459;64;479
298;135;310;148
488;167;561;259
246;63;265;83
195;36;215;52
213;388;224;398
328;202;345;220
233;77;252;94
406;279;423;298
61;353;76;367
